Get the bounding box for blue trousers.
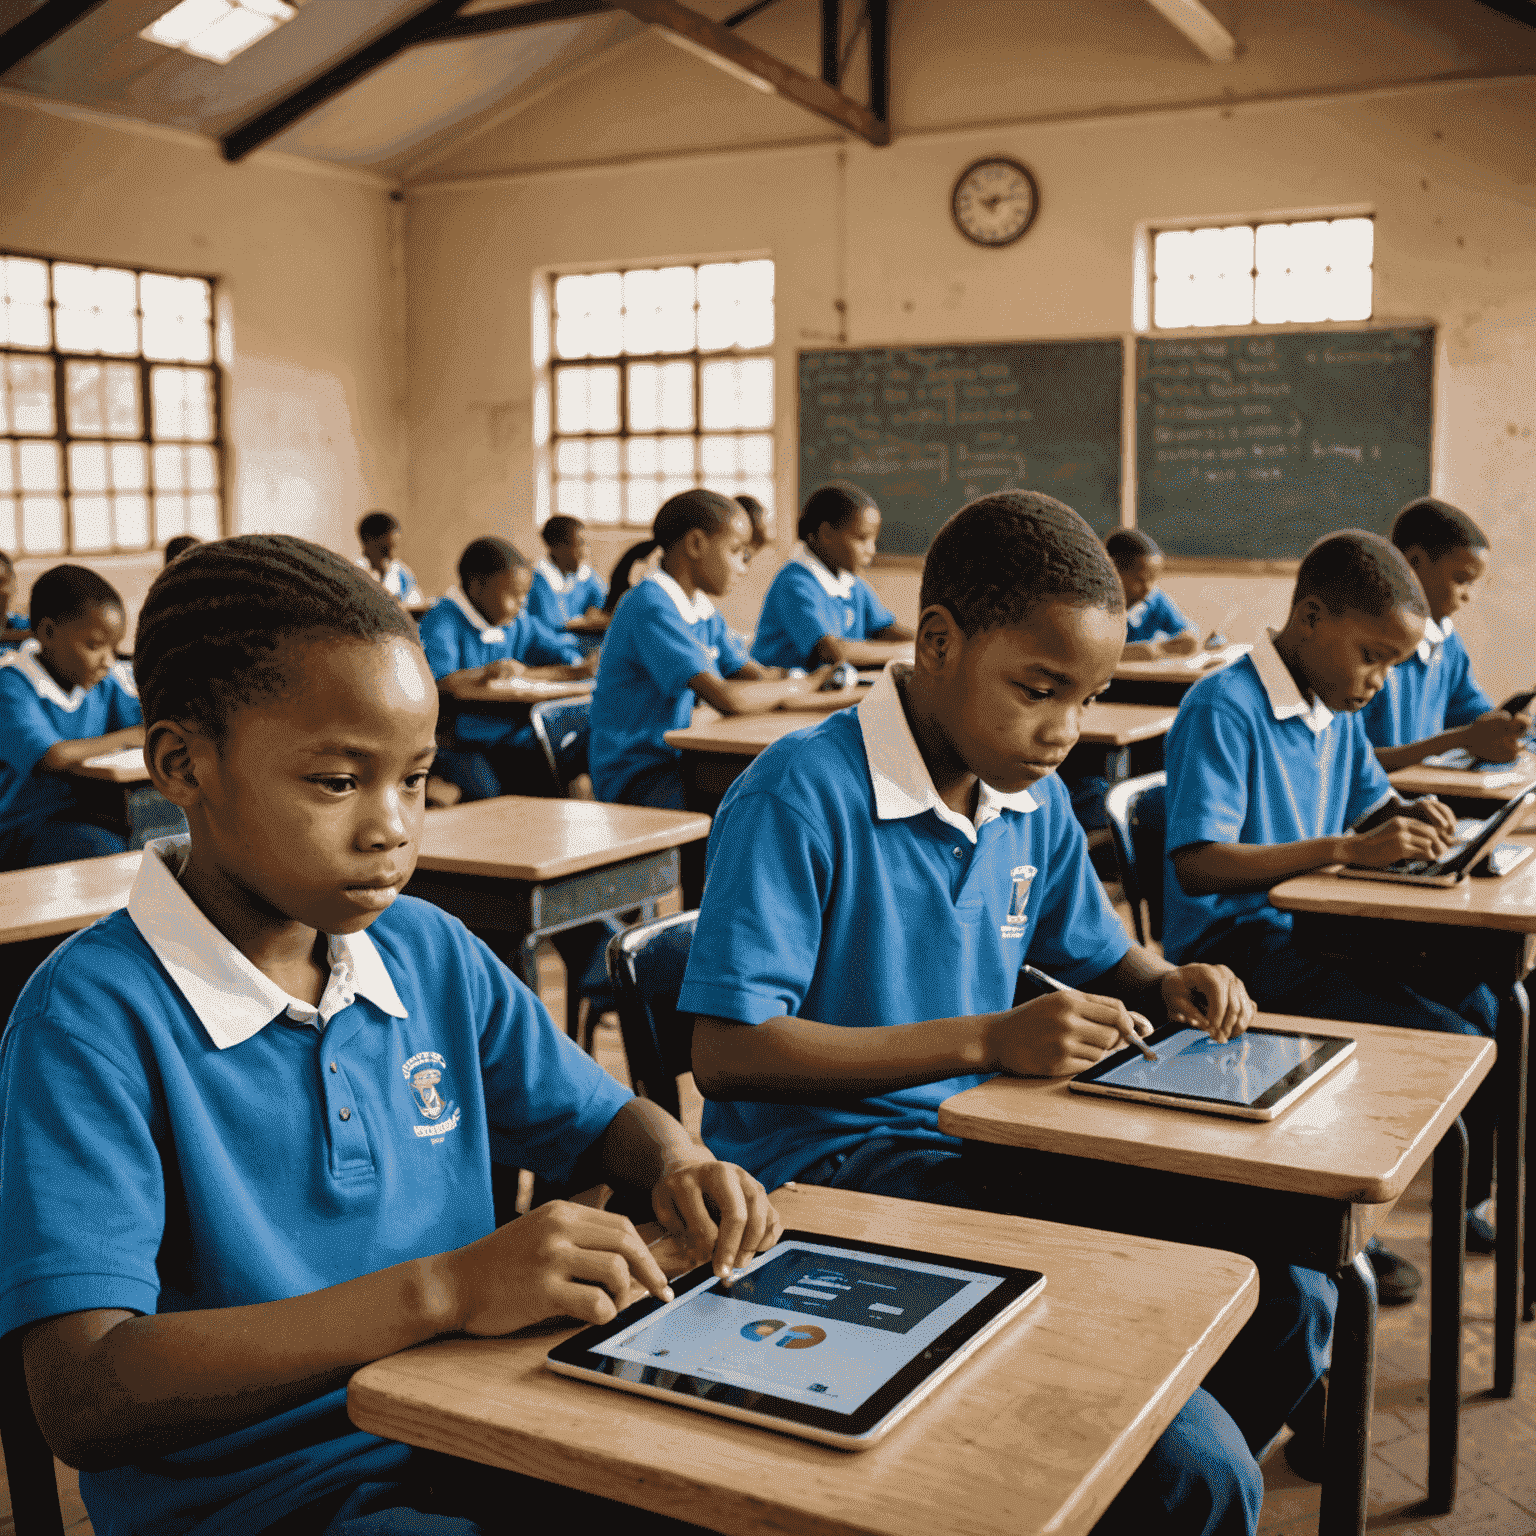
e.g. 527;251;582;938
615;759;688;811
433;732;550;803
800;1137;1331;1536
0;813;126;871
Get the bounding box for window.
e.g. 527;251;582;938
0;253;223;557
543;259;775;529
1152;217;1373;330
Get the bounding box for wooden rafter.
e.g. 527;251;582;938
0;0;108;75
415;0;609;43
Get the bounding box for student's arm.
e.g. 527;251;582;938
1120;629;1200;662
1373;710;1532;772
39;726;145;773
689;666;836;716
1080;945;1254;1043
811;635;914;666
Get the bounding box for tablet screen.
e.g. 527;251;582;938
587;1240;1008;1415
1090;1026;1327;1106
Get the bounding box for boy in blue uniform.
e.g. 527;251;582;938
590;489;831;812
681;492;1333;1536
1106;529;1200;658
355;510;424;608
1163;529;1500;1286
529;514;610;642
751;482;912;671
0;564;143;869
0;535;777;1536
419;536;596;800
1358;498;1529;770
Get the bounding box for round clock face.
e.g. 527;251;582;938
951;157;1039;247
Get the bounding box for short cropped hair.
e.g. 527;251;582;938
1293;529;1428;619
135;534;417;744
358;511;400;543
164;534;202;565
458;536;527;588
797;481;874;544
1104;528;1162;567
30;565;124;628
919;492;1124;637
541;515;584;549
1390;498;1488;561
653;489;738;551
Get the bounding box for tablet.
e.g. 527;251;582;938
1069;1025;1356;1121
546;1231;1045;1449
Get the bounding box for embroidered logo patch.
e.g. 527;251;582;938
402;1050;461;1141
1001;864;1037;939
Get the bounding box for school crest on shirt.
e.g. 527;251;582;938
1000;865;1037;939
402;1050;461;1142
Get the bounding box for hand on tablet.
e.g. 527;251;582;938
1161;965;1254;1044
996;989;1151;1076
652;1156;784;1284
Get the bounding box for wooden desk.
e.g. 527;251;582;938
349;1184;1258;1536
69;748;150;783
1390;752;1536;824
940;1015;1493;1533
1104;644;1251;705
1271;840;1536;1378
444;677;595;709
1060;702;1179;793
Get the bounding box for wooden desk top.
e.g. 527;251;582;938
1078;701;1177;746
1389;751;1536;804
0;851;140;944
348;1185;1257;1536
70;748;149;783
416;796;710;881
445;677;595;707
1111;644;1251;685
1269;834;1536;934
938;1015;1491;1205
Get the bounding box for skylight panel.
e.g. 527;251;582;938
141;0;296;65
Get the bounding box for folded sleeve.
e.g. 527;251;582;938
0;673;65;784
1165;699;1253;853
635;595;721;697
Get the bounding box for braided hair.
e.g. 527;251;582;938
135;534;418;743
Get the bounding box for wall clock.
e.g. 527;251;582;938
951;157;1039;247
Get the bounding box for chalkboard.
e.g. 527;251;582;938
798;341;1123;556
1135;327;1433;560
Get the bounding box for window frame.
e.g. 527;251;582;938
0;246;226;558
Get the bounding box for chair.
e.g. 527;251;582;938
529;696;590;798
0;1327;65;1536
606;910;698;1120
1102;772;1167;947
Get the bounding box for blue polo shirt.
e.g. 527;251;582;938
1124;589;1190;645
528;559;607;630
354;557;422;607
1358;617;1492;750
0;838;630;1536
1162;636;1395;964
677;666;1132;1191
589;571;749;803
750;546;897;671
0;641;141;834
418;587;582;745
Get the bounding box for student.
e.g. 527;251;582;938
0;534;779;1536
681;492;1333;1535
529;514;610;636
0;565;144;869
589;489;830;811
355;510;424;608
1105;529;1200;659
418;537;595;800
750;482;913;671
1162;529;1501;1282
1358;497;1530;769
164;534;202;564
735;493;771;563
601;537;662;616
0;549;32;639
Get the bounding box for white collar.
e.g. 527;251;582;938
444;585;505;644
0;638;135;712
536;558;592;595
790;542;857;601
127;836;408;1050
1253;631;1333;735
1125;598;1148;626
1418;614;1450;663
857;664;1037;844
648;568;715;625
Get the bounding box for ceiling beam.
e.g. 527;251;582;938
1144;0;1237;63
608;0;889;144
722;0;783;27
415;0;610;42
820;0;838;86
0;0;109;75
221;0;466;161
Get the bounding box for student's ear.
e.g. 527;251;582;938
145;719;211;809
679;527;709;563
34;616;56;645
914;604;962;674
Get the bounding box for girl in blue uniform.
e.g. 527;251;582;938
529;514;610;640
751;482;912;671
1105;529;1200;659
0;535;777;1536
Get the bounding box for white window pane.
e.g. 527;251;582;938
555;439;588;477
22;496;65;554
151;367;214;440
625;479;662;526
154;444;186;491
154;494;189;542
73;496;113;551
700;436;737;477
0;258;51;348
627;438;659;476
553;272;622;359
702;359;773;430
555;366;620;434
734;259;774;348
0;445;12;495
627;363;660;432
623;266;695;355
659;437;695;476
555;478;587;518
739;433;773;476
698;260;774;351
18;440;60;491
588;438;621;477
183;445;217;492
70;443;109;493
54;264;138;355
111;443;148;491
1330;217;1374;267
6;358;55;434
658;361;694;430
140;274;212;363
187;494;220;539
532;379;550;447
1327;264;1373;321
588;479;622;525
65;362;104;435
1153;229;1191;280
0;499;16;553
116;494;151;548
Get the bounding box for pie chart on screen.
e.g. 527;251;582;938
777;1325;827;1349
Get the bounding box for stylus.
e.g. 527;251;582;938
1022;966;1159;1062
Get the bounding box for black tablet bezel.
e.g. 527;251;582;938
1071;1024;1354;1111
547;1229;1043;1439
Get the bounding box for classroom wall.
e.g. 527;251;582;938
0;97;407;628
404;30;1534;695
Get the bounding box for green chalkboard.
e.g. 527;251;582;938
797;341;1123;556
1135;327;1433;560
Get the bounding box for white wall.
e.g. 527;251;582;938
0;97;407;627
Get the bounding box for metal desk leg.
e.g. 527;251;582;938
1520;975;1535;1324
1495;977;1528;1397
1320;1250;1378;1536
1427;1115;1468;1514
